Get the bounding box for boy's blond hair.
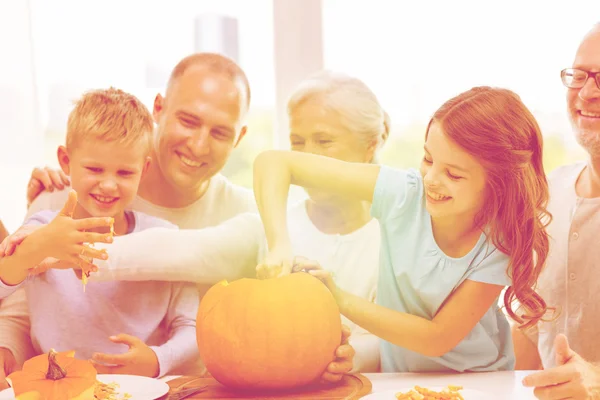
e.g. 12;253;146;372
66;87;154;153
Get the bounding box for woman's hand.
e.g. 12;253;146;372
32;190;113;266
256;244;294;279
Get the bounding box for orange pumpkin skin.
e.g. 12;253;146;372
196;273;342;390
16;392;43;400
7;350;97;400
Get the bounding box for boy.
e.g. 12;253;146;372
0;88;200;378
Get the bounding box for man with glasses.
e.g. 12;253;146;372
517;23;600;399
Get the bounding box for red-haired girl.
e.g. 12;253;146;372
253;86;550;372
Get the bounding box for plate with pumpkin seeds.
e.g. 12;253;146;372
0;374;170;399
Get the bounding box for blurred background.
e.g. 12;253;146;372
1;0;599;230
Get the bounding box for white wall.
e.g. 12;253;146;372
272;0;323;148
0;0;42;231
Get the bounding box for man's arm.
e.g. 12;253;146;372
0;289;36;366
512;322;543;370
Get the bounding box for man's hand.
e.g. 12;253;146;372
90;334;160;378
320;325;355;384
0;347;17;390
523;334;600;399
27;167;70;207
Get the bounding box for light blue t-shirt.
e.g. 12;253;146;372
371;166;514;372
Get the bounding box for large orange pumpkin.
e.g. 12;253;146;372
196;272;342;390
7;349;97;400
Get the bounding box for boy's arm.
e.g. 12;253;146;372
149;283;200;377
0;289;35;366
0;213;51;290
0;230;45;292
89;213;265;283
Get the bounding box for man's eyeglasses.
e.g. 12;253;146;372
561;68;600;90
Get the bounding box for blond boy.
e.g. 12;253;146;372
0;88;199;378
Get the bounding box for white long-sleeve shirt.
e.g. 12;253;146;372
87;201;382;371
0;173;256;370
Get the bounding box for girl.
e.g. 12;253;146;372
253;86;551;372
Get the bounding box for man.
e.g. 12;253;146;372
0;52;354;387
516;23;600;399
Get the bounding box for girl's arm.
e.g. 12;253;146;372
89;213;265;283
512;323;543;370
253;150;380;272
334;279;504;357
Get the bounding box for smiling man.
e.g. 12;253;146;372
515;23;600;400
0;53;354;387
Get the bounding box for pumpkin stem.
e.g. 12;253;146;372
45;349;67;380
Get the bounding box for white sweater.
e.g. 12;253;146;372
88;200;382;371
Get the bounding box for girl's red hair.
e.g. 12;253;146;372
427;86;551;329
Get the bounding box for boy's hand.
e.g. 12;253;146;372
90;334;160;378
32;190;113;265
27;167;70;206
0;347;17;390
28;257;97;277
321;325;354;384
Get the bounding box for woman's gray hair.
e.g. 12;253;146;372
287;70;390;162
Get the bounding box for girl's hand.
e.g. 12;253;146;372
293;256;338;294
256;244;294;279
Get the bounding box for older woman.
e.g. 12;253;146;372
7;71;390;373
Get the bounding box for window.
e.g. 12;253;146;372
322;0;598;172
29;0;275;188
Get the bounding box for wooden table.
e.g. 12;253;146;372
362;371;537;399
161;371;538;399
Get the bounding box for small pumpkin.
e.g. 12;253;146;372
7;349;97;400
196;273;342;390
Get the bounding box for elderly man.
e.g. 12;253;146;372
516;23;600;400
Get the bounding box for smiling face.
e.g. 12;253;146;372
419;122;487;222
567;26;600;157
289;99;376;204
152;66;247;194
58;139;150;219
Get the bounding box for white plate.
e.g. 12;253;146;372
362;387;489;399
0;374;170;399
